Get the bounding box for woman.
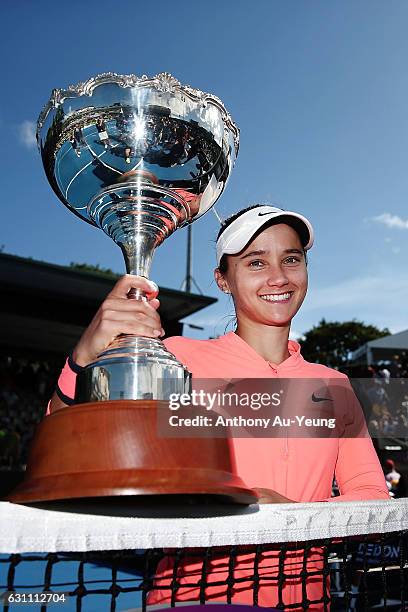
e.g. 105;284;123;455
49;205;389;609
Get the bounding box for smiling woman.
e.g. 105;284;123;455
47;203;390;609
214;206;311;347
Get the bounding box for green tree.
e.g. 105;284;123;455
69;262;119;279
299;319;390;368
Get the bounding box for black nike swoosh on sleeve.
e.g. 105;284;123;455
311;393;334;402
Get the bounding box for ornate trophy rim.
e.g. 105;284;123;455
37;71;240;154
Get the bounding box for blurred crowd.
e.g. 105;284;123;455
343;359;408;439
0;355;62;470
383;458;406;498
343;358;408;499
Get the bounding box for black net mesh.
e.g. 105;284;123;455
0;532;407;611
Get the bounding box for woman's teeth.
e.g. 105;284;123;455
260;292;292;302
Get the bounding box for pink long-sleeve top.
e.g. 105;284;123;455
146;332;389;610
161;332;389;504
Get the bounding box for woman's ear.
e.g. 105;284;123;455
214;268;231;294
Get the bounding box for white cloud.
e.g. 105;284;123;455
305;274;408;311
371;213;408;230
298;271;408;334
18;120;36;148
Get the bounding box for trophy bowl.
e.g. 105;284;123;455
7;72;257;505
37;71;240;402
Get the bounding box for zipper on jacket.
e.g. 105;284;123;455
283;432;289;458
268;364;288;459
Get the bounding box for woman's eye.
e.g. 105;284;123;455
284;256;301;264
248;260;264;268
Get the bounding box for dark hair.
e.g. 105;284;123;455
217;204;308;273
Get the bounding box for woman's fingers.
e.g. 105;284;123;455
107;275;159;300
149;297;160;311
144;281;159;301
100;298;163;331
72;275;164;367
252;487;295;504
99;309;163;333
100;296;159;313
99;318;163;339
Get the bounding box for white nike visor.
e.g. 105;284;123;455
216;205;314;267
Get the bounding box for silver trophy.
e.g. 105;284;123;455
37;72;239;402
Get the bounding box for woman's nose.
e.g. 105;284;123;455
265;266;289;287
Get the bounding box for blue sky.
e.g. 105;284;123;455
2;0;408;340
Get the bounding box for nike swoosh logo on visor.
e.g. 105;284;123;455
258;212;276;217
312;393;333;403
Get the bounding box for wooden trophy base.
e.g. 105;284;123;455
7;401;257;505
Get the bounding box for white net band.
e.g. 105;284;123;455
2;498;408;553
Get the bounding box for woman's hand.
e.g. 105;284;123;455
72;275;163;367
253;487;296;504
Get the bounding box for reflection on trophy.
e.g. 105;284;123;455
8;72;256;504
